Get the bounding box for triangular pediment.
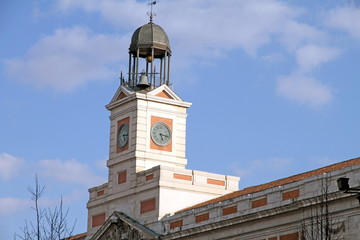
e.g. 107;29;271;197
148;85;182;101
91;212;160;240
106;84;191;110
117;91;127;100
155;90;173;99
109;86;133;105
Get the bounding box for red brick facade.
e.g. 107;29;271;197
195;213;209;223
282;189;300;200
170;220;183;229
96;190;104;196
251;197;267;209
173;173;192;181
207;178;225;186
222;205;237;216
140;198;156;214
91;213;105;228
146;174;154;181
118;171;127;184
279;232;299;240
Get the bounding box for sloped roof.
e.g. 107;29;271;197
61;232;87;240
179;157;360;213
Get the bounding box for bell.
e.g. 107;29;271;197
137;73;150;88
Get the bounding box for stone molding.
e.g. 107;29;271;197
90;212;160;240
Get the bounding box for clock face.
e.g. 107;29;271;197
117;123;129;148
151;122;171;146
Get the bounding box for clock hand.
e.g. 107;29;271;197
122;134;128;141
159;133;164;141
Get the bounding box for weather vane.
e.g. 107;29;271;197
147;1;157;22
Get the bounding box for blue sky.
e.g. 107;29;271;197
1;0;360;238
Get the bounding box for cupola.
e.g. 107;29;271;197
122;15;172;90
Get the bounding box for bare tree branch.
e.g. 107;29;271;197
300;175;345;240
15;175;76;240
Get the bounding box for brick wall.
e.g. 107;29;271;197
282;189;300;200
222;205;237;216
140;198;156;214
251;197;267;208
91;213;105;228
118;170;127;184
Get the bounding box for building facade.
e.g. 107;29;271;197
85;19;239;239
72;20;360;240
89;158;360;240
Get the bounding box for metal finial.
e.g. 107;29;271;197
147;1;157;22
119;71;123;85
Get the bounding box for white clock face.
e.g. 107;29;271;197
117;123;129;148
151;122;171;146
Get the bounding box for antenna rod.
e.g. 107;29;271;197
148;1;157;22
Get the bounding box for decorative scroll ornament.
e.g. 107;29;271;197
93;212;159;240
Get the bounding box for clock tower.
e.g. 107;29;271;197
86;18;240;238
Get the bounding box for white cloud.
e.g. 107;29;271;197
96;158;108;172
62;189;85;204
250;157;293;171
53;0;341;108
0;197;31;215
55;0;330;59
0;153;24;180
276;74;333;107
231;157;293;184
0;191;85;216
279;20;326;51
161;0;303;57
5;27;128;91
10;0;344;108
56;0;305;57
233;168;250;178
325;6;360;39
295;44;341;72
39;159;106;187
261;52;284;63
56;0;146;29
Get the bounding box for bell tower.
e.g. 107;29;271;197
86;15;240;239
104;15;191;174
126;14;171;88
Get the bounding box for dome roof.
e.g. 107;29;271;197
129;22;171;58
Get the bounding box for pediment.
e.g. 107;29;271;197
117;92;127;100
91;212;159;240
155;90;172;99
109;86;133;105
148;85;182;101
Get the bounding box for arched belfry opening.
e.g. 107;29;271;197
122;18;172;90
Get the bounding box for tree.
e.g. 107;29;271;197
300;175;345;240
16;175;76;240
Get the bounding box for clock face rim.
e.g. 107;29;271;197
150;122;172;147
117;123;129;148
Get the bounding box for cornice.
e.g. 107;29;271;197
106;91;191;111
159;192;351;239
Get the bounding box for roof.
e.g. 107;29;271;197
129;22;171;57
61;233;87;240
179;157;360;213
